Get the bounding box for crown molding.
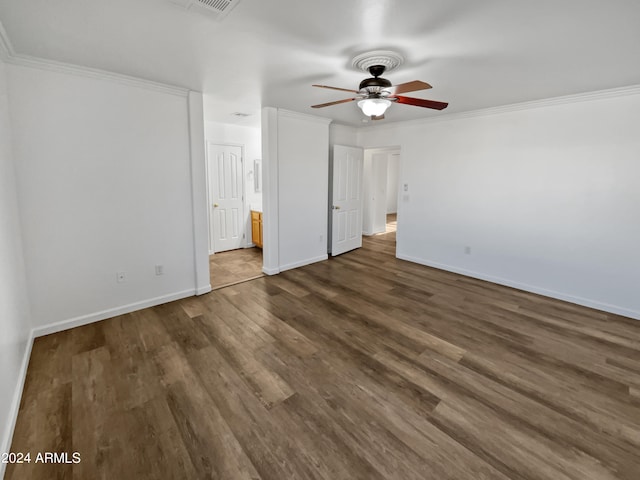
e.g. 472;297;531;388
8;54;190;97
277;108;333;125
363;84;640;131
330;123;358;133
0;19;188;96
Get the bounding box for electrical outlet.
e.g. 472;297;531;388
464;246;471;255
155;265;164;276
117;271;126;283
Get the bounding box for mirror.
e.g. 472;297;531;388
254;159;262;193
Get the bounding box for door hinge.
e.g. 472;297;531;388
243;233;245;239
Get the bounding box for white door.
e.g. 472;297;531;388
370;152;389;234
208;144;244;253
331;145;364;256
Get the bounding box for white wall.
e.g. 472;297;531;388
278;111;331;270
359;90;640;319
330;123;358;148
187;91;211;297
262;109;331;272
261;108;279;273
204;121;262;248
8;63;200;332
362;151;388;235
386;153;400;214
0;56;32;478
362;150;374;235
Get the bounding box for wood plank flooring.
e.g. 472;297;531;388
385;213;397;233
210;247;263;290
7;231;640;479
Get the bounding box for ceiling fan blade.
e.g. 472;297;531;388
394;96;448;110
311;97;357;108
387;80;432;95
312;84;359;94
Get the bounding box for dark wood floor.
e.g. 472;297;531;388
7;231;640;479
210;247;263;290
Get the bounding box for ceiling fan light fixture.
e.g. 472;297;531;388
358;98;391;117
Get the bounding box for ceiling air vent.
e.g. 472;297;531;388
196;0;233;14
167;0;240;20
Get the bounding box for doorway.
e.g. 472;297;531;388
329;145;365;256
363;147;400;246
206;142;263;289
207;143;245;253
385;212;397;234
209;247;263;289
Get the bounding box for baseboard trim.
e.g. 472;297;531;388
397;254;640;321
1;286;204;468
279;255;328;273
0;329;35;480
32;289;197;338
262;266;280;275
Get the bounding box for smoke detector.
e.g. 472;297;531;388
352;50;404;74
167;0;240;20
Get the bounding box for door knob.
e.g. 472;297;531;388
213;203;219;207
333;205;341;210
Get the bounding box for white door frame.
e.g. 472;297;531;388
260;107;279;275
187;92;211;295
205;142;246;255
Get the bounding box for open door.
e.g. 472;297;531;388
331;145;364;256
208;143;244;253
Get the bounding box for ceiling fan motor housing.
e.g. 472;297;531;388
359;65;392;93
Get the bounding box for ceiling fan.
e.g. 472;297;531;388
311;64;448;120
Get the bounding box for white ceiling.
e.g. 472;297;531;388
1;0;640;126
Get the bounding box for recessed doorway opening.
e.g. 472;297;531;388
209;247;263;290
363;146;401;252
205;141;264;290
